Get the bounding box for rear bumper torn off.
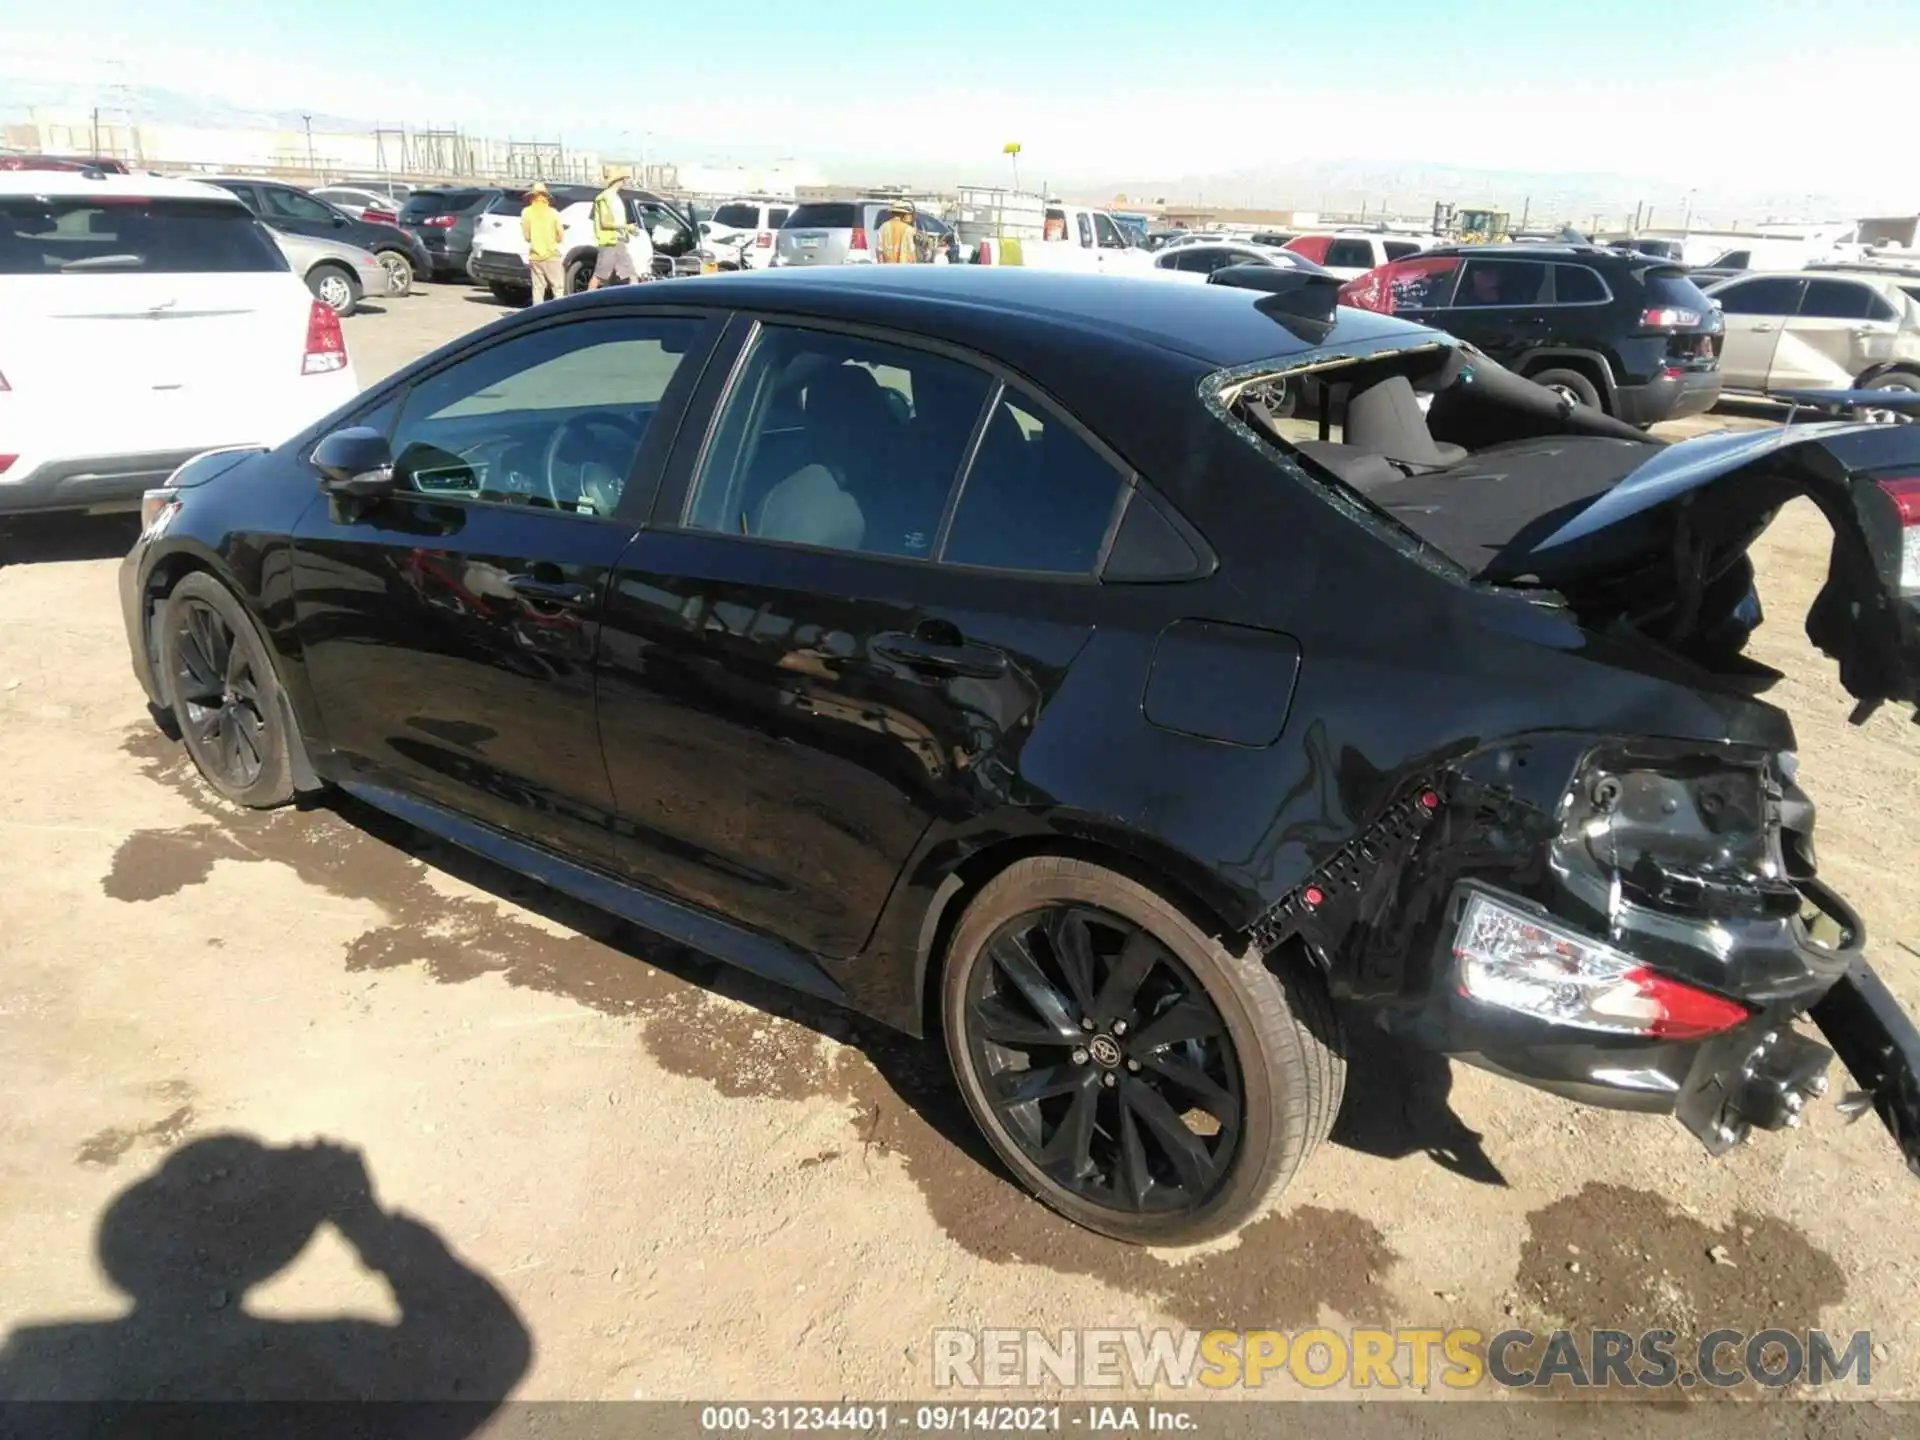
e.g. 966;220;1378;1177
1811;959;1920;1176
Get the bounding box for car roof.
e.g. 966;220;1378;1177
0;171;247;202
1424;244;1616;259
608;265;1429;368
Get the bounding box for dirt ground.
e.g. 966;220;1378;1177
1;281;1917;1406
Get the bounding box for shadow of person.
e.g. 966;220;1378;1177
0;1133;532;1420
1330;1024;1508;1187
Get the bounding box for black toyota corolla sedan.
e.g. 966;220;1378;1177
121;266;1920;1242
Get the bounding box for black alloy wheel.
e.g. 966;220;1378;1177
172;598;267;790
944;857;1342;1244
157;573;296;808
965;905;1244;1214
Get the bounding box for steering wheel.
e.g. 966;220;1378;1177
541;410;645;510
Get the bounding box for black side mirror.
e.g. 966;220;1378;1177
332;213;348;227
312;427;395;502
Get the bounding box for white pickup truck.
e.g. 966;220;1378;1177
964;195;1154;274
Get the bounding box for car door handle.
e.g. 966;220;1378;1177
872;633;1008;678
507;575;597;608
1752;324;1777;333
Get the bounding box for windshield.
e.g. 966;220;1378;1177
400;190;491;219
0;196;289;274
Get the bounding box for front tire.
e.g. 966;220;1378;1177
941;856;1342;1244
156;574;296;809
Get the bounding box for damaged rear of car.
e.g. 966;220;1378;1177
1208;273;1920;1176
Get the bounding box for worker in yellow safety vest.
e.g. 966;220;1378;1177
876;200;918;264
586;174;638;290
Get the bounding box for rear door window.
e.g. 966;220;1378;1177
712;203;760;229
685;324;993;559
1382;240;1422;261
943;388;1128;575
1551;264;1609;303
769;207;791;228
1797;279;1877;320
0;196;289;274
1324;238;1376;269
1076;212;1094;248
1453;259;1550;306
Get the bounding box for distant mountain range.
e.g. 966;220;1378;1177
6;76;1901;226
1076;156;1893;228
3;77;367;134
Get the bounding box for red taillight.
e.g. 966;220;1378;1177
302;300;348;375
0;456;15;475
1660;366;1684;380
1879;476;1920;594
1623;968;1752;1040
1641;306;1702;328
756;231;772;247
1878;475;1920;525
362;206;398;225
424;214;457;229
849;226;869;253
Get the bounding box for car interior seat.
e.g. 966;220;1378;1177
751;363;894;549
1342;374;1469;470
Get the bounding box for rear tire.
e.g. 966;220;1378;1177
1858;370;1920;424
1528;366;1603;411
156;574;296;809
941;856;1343;1245
376;249;414;295
308;263;360;316
566;255;595;294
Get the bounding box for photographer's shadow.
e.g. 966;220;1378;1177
0;1133;532;1414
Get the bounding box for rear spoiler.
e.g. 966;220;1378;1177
1208;267;1339;341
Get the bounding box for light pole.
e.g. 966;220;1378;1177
1683;188;1697;232
301;112;314;170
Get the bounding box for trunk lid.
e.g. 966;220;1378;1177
1505;421;1920;714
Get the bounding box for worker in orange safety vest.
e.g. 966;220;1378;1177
876;200;919;264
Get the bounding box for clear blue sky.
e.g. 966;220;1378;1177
7;0;1919;202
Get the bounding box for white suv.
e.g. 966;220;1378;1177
0;172;360;516
1283;231;1436;280
704;197;793;270
469;188;699;299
